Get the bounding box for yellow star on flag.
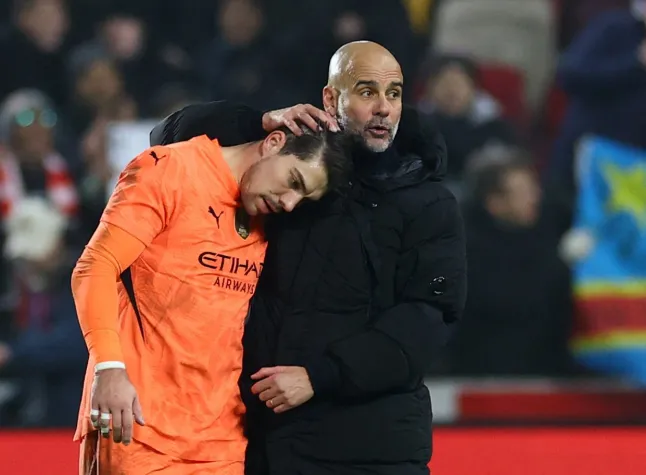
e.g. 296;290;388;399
602;162;646;227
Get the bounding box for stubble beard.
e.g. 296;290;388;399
336;106;399;153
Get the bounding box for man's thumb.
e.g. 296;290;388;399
133;396;145;426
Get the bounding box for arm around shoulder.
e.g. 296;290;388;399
150;100;265;147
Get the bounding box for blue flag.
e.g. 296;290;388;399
572;137;646;383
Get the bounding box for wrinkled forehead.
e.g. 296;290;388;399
342;54;403;90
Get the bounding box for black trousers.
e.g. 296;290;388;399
245;439;430;475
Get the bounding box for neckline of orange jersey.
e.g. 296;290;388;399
208;138;240;201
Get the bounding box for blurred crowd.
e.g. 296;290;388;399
0;0;642;427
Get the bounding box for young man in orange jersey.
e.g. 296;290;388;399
72;126;350;475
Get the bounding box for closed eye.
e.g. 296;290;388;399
290;170;306;193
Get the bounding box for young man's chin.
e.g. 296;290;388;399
240;199;258;216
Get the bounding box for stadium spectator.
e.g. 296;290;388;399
198;0;309;110
419;55;517;183
66;49;138;136
0;89;78;220
325;1;417;77
558;0;631;49
551;0;646;194
65;51;138;236
450;146;573;376
431;0;557;114
70;8;193;116
0;0;70;107
0;197;86;427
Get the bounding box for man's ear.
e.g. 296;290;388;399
322;85;338;116
261;130;287;156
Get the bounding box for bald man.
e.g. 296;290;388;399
324;41;403;153
152;41;466;475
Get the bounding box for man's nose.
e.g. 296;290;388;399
279;191;302;213
373;95;391;117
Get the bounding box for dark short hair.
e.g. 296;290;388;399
425;54;479;83
277;121;353;194
465;145;534;202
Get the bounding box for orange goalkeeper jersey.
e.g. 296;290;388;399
73;136;266;462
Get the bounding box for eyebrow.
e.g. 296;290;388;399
354;80;404;89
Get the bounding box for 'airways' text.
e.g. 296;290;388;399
213;276;255;295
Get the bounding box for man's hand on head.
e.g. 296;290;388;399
262;104;339;136
250;366;314;413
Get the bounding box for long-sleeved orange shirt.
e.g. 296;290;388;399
72;137;266;462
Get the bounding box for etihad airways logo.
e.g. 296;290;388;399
197;251;263;295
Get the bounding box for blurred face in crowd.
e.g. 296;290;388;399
75;59;124;110
429;64;476;117
238;131;329;216
324;42;402;153
218;0;264;46
334;12;366;43
81;96;138;184
17;0;69;52
102;16;145;60
9;107;57;164
486;167;541;227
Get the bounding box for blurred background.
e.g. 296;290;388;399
0;0;646;472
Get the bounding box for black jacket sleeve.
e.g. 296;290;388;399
306;190;466;397
149;100;266;146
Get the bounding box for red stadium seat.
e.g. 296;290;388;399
545;84;568;137
433;0;556;114
531;82;568;172
477;63;527;125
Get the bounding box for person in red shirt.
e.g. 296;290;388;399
73;126;350;475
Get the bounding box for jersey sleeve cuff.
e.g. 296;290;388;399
94;361;126;373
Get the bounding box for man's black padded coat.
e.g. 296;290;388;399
151;102;466;474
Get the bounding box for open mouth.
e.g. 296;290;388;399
367;126;390;137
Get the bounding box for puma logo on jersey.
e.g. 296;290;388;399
208;206;224;228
